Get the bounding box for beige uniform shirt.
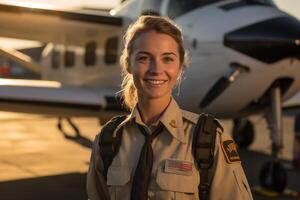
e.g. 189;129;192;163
87;98;253;200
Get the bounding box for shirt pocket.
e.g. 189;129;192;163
233;166;253;200
156;166;198;200
107;166;132;200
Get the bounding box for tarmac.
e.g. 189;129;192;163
0;112;299;200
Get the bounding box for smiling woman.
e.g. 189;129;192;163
119;16;187;113
87;15;253;200
129;31;181;114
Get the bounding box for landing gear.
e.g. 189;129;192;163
259;85;288;193
57;117;81;137
57;117;93;149
259;161;287;193
232;119;254;148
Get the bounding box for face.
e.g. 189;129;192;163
128;30;181;102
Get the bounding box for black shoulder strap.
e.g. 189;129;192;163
98;115;127;181
193;113;221;200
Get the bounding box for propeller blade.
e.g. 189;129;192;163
200;76;231;109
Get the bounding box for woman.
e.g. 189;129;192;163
87;15;253;200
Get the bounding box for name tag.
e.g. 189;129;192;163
164;159;193;176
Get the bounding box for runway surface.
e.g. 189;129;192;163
0;112;299;200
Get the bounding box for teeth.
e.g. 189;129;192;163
146;80;166;85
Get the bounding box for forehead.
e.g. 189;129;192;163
132;30;179;54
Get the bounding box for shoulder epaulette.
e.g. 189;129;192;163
182;110;199;124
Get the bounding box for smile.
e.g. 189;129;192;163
144;79;167;85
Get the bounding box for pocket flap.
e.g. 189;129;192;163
107;166;132;186
156;166;198;193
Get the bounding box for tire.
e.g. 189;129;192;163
259;161;287;193
232;119;254;148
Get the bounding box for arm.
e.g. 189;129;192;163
87;134;110;200
210;133;253;200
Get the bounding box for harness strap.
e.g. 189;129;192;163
99;115;127;181
193;114;218;200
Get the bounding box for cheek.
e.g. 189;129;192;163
169;66;182;81
130;64;146;85
131;61;147;75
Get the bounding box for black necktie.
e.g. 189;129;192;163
131;124;164;200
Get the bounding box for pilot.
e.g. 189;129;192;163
87;15;253;200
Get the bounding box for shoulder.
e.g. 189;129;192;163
182;110;224;133
181;109;199;124
217;133;241;164
99;115;128;138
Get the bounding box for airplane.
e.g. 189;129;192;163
0;0;299;193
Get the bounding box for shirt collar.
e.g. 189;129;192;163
127;97;186;143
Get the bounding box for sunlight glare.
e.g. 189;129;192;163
0;78;61;88
5;0;56;9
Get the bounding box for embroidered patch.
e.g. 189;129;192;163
221;140;241;164
164;159;193;176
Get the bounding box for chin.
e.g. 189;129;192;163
143;91;170;100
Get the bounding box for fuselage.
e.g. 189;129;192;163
41;0;300;118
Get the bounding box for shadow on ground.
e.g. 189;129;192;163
0;173;87;200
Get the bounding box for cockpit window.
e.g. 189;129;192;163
141;0;163;15
167;0;223;19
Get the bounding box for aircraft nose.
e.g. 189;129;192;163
224;16;300;63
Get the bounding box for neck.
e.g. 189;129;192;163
137;96;171;126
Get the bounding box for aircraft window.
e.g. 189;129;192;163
105;37;118;65
51;50;60;69
85;41;97;66
141;0;162;15
168;0;223;18
65;50;75;68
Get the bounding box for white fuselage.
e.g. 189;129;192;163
40;0;300;118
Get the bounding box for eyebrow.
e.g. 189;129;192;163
136;51;178;57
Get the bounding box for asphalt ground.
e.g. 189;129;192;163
0;112;299;200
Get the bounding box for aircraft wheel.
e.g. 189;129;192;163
232;119;254;148
259;161;287;193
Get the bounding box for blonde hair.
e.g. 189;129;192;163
119;15;188;111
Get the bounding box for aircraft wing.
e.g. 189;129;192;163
0;2;125;46
283;91;300;115
0;78;123;117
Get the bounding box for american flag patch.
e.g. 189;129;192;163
164;159;193;176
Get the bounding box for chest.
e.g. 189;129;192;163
107;125;200;198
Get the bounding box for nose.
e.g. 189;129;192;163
224;15;300;63
148;58;162;75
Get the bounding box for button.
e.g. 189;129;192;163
169;120;177;128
